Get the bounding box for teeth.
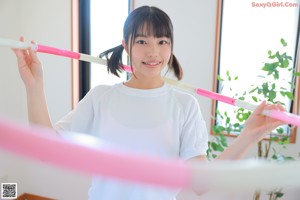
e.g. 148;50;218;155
145;62;159;65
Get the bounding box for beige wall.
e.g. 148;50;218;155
0;0;299;199
0;0;90;199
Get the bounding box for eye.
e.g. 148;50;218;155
159;39;170;45
136;40;147;45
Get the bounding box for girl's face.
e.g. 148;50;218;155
123;34;172;81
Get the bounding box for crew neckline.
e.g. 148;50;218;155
117;82;170;97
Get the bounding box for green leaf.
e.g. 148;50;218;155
220;133;227;141
294;72;300;76
280;38;287;47
238;96;245;100
285;92;294;100
220;139;228;147
269;90;276;102
284;156;295;161
224;112;228;117
217;75;224;81
272;154;278;159
274;70;279;79
211;142;224;152
271;83;276;90
281;59;289;68
226;117;230;124
269;54;276;59
217;145;224;152
217;125;225;132
249;87;258;94
270;136;278;141
233;123;240;128
252;96;258;102
276;127;284;134
275;51;281;60
211;142;219;151
226;126;232;134
212;126;220;134
280;91;286;97
226;70;231;81
268;50;272;56
262;63;275;72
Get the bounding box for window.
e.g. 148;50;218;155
213;0;300;142
90;0;129;89
72;0;131;105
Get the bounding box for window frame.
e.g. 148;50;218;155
212;0;300;143
71;0;133;107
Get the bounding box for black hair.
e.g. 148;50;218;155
99;6;183;80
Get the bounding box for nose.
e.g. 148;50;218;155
146;43;158;58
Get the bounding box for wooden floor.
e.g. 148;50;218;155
17;193;56;200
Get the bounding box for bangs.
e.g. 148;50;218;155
123;6;174;41
134;17;173;38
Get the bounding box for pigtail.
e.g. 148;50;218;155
99;45;125;77
169;54;183;80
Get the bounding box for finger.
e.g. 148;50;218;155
263;102;284;112
252;101;266;115
277;102;286;112
268;121;286;131
28;40;41;64
264;104;276;111
12;36;24;52
12;36;29;57
259;116;285;134
12;37;32;69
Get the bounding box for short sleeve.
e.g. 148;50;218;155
179;96;208;160
54;86;101;135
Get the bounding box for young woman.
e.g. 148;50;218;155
14;5;285;200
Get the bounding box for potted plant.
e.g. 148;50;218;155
207;39;299;199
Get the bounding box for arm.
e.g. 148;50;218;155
187;155;208;195
185;102;284;195
183;102;285;197
216;101;286;160
13;37;52;128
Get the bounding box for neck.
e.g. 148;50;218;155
124;76;164;89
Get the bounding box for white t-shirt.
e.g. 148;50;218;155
55;82;208;200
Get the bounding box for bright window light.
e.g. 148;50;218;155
217;0;299;133
90;0;129;88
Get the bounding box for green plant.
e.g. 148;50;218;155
207;39;298;199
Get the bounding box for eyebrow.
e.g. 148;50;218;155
135;34;147;38
135;34;170;39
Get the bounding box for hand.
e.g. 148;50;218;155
12;36;44;90
242;101;287;143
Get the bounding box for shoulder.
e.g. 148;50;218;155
79;84;121;105
166;83;203;118
167;83;199;107
89;84;114;95
85;84;120;98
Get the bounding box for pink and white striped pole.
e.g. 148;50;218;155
165;79;300;127
1;37;300;127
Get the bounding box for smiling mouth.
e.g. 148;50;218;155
142;61;161;67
